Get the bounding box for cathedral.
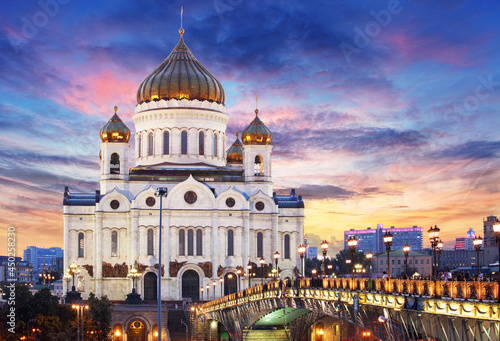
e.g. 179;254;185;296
63;26;304;302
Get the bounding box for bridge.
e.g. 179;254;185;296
189;277;500;341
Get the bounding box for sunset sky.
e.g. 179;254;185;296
1;0;500;256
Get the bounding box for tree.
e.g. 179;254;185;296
87;292;113;341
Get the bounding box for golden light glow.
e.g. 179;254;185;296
115;329;121;336
179;93;189;99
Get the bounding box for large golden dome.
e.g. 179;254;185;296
242;109;273;145
137;29;225;105
226;133;243;164
100;106;131;143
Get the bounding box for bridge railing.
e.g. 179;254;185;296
197;277;499;312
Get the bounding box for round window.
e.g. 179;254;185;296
110;200;120;210
226;197;235;208
255;201;265;211
146;197;156;207
184;191;197;204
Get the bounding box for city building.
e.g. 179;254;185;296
344;225;423;254
371;250;431;277
63;26;304;305
455;228;476;250
436;249;481;271
482;216;499;266
23;246;64;279
0;256;33;283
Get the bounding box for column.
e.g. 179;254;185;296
211;212;219;278
94;212;103;297
242;212;250;262
164;212;171;278
271;215;278;254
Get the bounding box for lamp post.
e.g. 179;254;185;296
247;263;252;288
227;274;233;295
473;236;483;278
201;287;204;302
366;252;373;276
259;258;265;285
378;316;404;341
236;269;241;292
274;252;280;280
321;240;328;278
437;240;443;274
428;225;440;280
383;232;393;277
69;262;78;291
347;237;358;279
213;281;216;300
403;244;410;278
127;260;141;293
72;303;89;341
64;270;72;294
219;278;223;297
155;187;167;341
493;222;500;302
206;284;210;301
298;244;306;276
345;259;351;275
327;264;333;277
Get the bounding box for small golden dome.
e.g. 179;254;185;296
100;106;131;143
137;30;225;105
226;133;243;164
242;110;273;145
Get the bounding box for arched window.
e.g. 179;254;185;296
254;155;264;175
187;230;194;256
284;234;290;259
227;230;234;256
179;230;185;256
257;232;263;258
78;232;84;258
163;131;169;155
196;229;203;256
199;131;204;155
111;231;118;257
110;153;120;174
137;135;141;158
147;229;154;256
213;133;218;157
148;132;154;156
181;131;188;155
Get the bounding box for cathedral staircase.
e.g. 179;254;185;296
167;302;190;341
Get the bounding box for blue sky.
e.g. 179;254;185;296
1;0;500;255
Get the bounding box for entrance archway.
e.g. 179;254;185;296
224;272;237;296
144;272;157;301
182;270;200;301
128;320;146;341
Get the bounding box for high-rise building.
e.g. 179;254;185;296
344;225;423;254
455;228;475;250
23;246;63;278
483;216;499;247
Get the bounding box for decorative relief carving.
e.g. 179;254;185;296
217;265;225;277
154;263;165;277
169;260;187;277
83;265;93;278
198;262;212;278
102;262;128;278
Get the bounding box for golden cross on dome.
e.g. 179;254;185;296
114;105;118;113
179;6;185;36
255;94;259;115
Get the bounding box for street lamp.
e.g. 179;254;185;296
321;240;328;277
154;187;167;341
69;262;79;291
378;315;404;341
72;303;89;341
311;269;317;277
206;284;210;301
247;262;252;288
327;264;333;277
383;232;393;277
274;251;280;280
236;269;241;292
298;244;306;276
259;258;265;285
473;236;483;278
366;252;373;276
63;270;72;294
220;277;224;297
127;260;141;293
213;281;216;300
437;240;443;273
227;274;233;295
428;225;440;280
493;222;500;302
403;244;410;278
345;259;351;275
347;237;358;279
